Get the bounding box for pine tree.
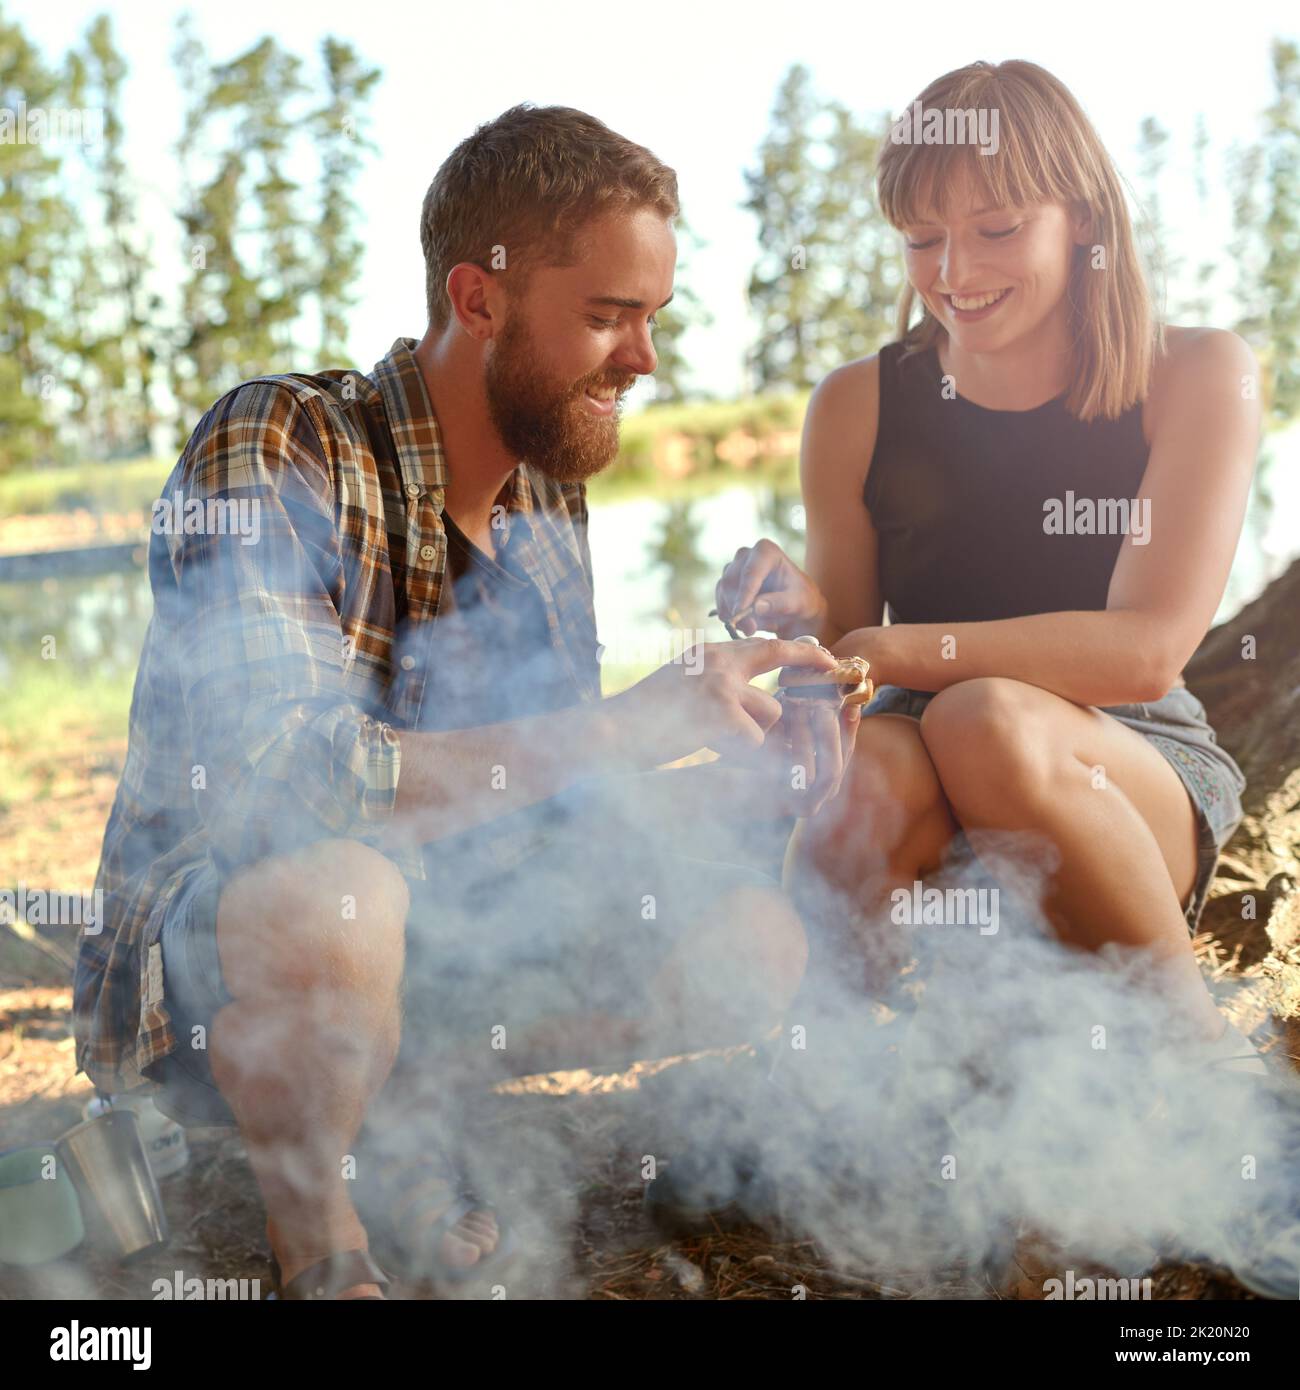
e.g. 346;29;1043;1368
651;207;712;403
0;9;75;470
65;15;159;457
311;38;380;364
744;66;901;392
743;64;824;391
171;20;312;436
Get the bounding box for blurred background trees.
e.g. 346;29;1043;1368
0;13;1297;495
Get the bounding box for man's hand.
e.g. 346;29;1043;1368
735;692;862;818
606;637;838;768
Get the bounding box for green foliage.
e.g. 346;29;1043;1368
62;14;160;458
743;65;900;391
3;17;1298;483
651;207;714;404
587;392;808;503
1258;38;1300;430
312;38;381;363
170;21;314;436
0;8;75;472
0;456;169;516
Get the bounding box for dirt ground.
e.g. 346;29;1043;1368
0;721;1290;1301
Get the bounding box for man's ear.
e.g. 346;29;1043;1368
445;262;496;340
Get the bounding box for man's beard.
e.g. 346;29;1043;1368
484;310;635;485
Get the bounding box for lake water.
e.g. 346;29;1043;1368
0;474;1290;701
0;481;805;697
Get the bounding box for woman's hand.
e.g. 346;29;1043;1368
715;539;829;641
831;625;892;690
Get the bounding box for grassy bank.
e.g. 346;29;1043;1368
0;660;136;749
0;391;810;517
0;457;172;518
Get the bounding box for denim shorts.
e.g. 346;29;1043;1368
148;861;234;1126
860;682;1246;937
147;771;777;1126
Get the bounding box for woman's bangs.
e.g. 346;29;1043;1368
881;116;1069;229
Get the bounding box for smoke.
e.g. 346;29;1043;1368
625;826;1300;1294
345;746;1300;1298
67;468;1300;1301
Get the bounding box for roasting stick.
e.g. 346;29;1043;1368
707;603;755;640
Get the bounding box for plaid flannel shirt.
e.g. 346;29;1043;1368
75;338;602;1094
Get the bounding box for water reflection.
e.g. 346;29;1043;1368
754;488;808;557
0;569;155;688
0;483;806;697
647;500;713;630
0;466;1285;712
629;484;806;638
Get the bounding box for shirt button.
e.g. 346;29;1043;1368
405;482;421;498
400;655;416;671
419;544;436;561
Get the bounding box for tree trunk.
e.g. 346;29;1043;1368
1185;558;1300;1050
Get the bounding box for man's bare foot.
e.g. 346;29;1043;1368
389;1173;500;1269
266;1217;384;1299
267;1179;500;1300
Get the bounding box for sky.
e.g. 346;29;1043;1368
11;0;1298;407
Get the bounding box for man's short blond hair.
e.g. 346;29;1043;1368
421;104;680;330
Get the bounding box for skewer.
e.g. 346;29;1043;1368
708;604;756;639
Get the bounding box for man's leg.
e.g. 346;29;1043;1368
448;880;809;1079
407;810;811;1084
203;836;496;1296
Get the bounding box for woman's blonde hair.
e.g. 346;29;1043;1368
876;59;1162;421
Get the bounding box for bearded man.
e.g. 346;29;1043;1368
74;105;853;1300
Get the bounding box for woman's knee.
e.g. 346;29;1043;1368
919;678;1058;805
217;837;410;997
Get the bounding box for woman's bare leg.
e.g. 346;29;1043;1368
784;714;960;996
916;677;1223;1040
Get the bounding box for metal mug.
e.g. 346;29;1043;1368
55;1109;168;1261
84;1093;189;1179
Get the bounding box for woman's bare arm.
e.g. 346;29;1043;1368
801;356;885;647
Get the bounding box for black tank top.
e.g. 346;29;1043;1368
864;340;1151;624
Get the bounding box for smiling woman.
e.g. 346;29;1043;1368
714;59;1265;1069
876;59;1154;420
